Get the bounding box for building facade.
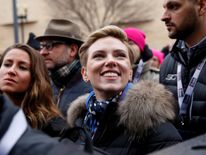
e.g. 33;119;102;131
0;0;173;53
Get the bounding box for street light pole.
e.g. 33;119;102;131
18;7;27;43
12;0;19;43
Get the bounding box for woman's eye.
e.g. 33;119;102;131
116;53;127;59
19;66;29;70
3;63;11;67
93;54;104;59
118;54;126;57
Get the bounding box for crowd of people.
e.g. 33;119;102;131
1;0;206;154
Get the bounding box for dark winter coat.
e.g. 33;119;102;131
160;39;206;139
0;95;109;155
52;67;92;116
67;81;182;155
48;67;92;136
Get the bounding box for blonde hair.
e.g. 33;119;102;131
128;41;141;64
79;25;135;66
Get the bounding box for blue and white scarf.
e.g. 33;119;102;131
83;82;133;138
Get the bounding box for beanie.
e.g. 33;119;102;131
124;27;145;52
152;49;164;64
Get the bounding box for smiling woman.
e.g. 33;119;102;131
66;25;182;155
81;36;133;99
0;43;63;136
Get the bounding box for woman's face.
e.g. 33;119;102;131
150;56;160;69
0;48;31;94
82;37;133;100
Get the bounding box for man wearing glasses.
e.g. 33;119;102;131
36;19;92;120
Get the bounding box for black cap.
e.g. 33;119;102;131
141;44;153;62
27;32;41;51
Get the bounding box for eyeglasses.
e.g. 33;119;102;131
40;40;67;51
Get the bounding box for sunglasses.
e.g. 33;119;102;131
40;40;67;50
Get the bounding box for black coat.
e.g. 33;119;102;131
48;66;92;137
160;39;206;139
0;95;108;155
67;81;182;155
52;67;92;116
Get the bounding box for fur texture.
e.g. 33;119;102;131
67;94;88;127
118;80;176;139
67;81;176;138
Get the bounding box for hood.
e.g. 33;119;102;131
67;81;176;138
67;94;89;128
118;80;176;138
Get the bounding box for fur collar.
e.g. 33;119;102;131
67;81;176;138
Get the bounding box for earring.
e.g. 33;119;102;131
84;78;88;82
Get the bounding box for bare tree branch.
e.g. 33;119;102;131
46;0;155;37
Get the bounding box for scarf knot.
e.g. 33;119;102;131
83;82;133;138
84;92;120;138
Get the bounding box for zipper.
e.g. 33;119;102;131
56;86;65;107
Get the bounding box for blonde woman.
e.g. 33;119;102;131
67;25;182;155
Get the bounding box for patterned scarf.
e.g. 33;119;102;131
50;59;81;87
83;82;133;138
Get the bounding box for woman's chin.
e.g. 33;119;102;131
101;85;123;93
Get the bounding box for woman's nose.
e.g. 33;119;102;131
7;66;17;75
105;56;117;67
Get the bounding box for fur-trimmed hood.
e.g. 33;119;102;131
67;81;176;138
